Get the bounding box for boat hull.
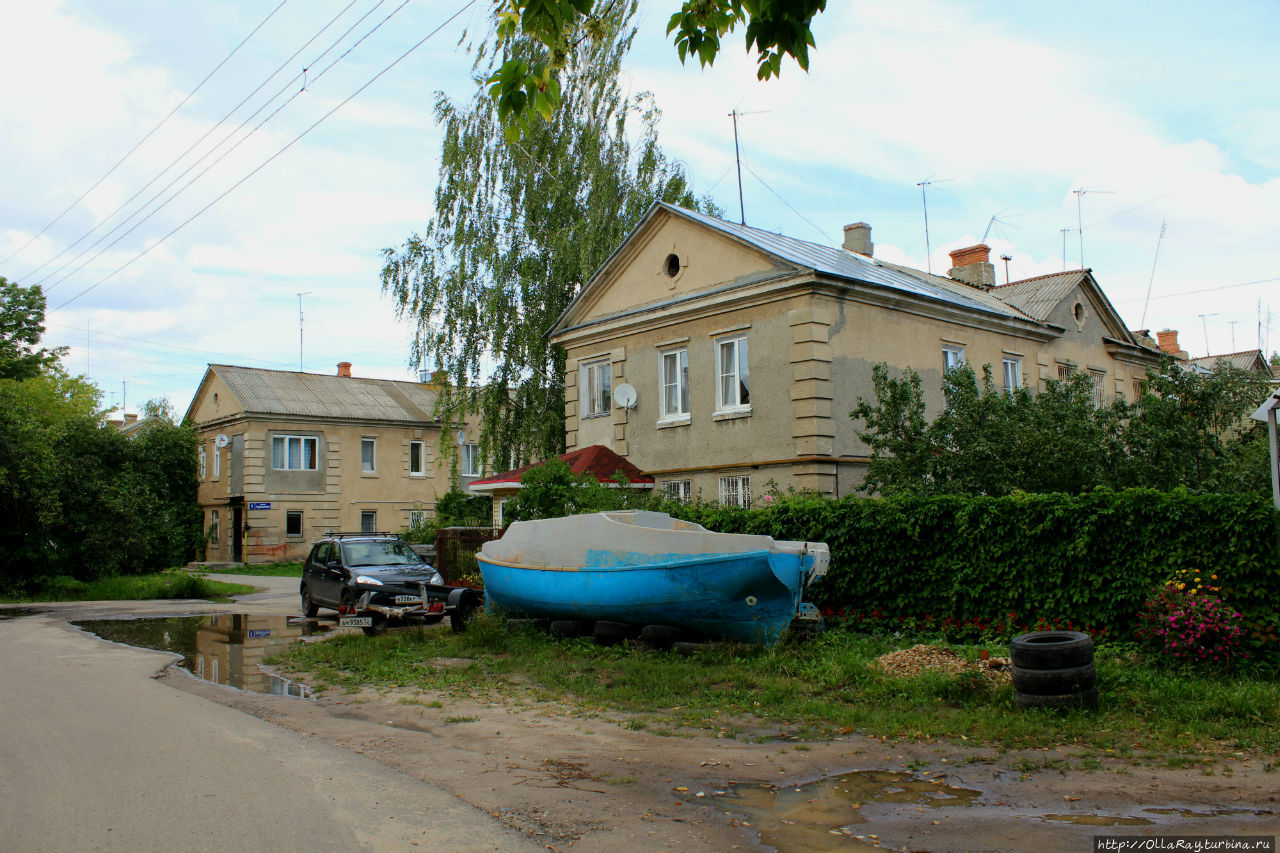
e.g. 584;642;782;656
477;512;827;646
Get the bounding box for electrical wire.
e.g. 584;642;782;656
50;0;478;314
1;0;289;267
40;0;396;292
743;163;829;241
28;0;367;286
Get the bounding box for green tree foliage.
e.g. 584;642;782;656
0;343;201;588
382;2;713;471
851;359;1269;496
0;277;63;380
487;0;827;137
503;458;651;521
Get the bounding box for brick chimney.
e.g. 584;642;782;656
337;361;352;377
842;222;873;256
1156;330;1189;360
948;244;995;288
124;413;138;424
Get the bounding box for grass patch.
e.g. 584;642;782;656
202;561;303;577
274;614;1280;760
2;570;255;603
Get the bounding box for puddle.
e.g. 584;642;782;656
1041;813;1154;826
0;608;45;620
74;614;319;699
713;769;981;851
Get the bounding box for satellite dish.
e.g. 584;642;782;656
456;429;467;445
614;383;638;410
215;434;229;448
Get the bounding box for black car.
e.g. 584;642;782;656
300;533;445;618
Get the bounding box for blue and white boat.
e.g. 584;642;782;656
476;510;829;646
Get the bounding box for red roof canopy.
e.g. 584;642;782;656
469;444;653;490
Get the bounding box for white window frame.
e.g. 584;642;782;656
408;509;428;528
718;475;751;508
714;336;750;413
361;437;376;473
662;480;692;502
1089;369;1106;408
210;510;220;545
1057;363;1075;382
580;359;612;418
942;345;965;373
212;444;221;479
272;435;317;471
659;348;690;422
360;510;377;533
460;443;482;477
409;440;425;476
285;510;303;538
1002;357;1022;392
497;498;509;526
199;445;207;480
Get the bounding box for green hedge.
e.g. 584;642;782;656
669;490;1280;655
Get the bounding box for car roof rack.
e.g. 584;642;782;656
323;531;398;539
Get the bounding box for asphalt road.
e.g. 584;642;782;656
0;585;542;853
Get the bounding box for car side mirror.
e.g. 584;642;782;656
326;560;342;571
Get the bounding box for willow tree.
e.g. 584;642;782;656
381;2;712;472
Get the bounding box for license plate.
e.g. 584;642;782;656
394;595;422;604
339;617;373;627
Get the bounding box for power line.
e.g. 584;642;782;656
28;0;367;286
40;0;400;292
1;0;289;267
1117;274;1280;303
743;164;828;242
50;0;477;313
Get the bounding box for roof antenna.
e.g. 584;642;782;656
728;109;768;225
981;210;1022;244
1139;219;1167;328
297;291;311;371
1199;312;1219;358
916;178;952;273
1072;187;1114;268
1000;254;1012;285
1059;227;1072;270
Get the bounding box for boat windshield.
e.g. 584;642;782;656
343;540;421;567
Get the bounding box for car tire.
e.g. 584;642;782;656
550;620;592;638
1011;663;1096;695
671;641;707;656
593;621;638;646
362;613;389;637
1014;685;1099;711
300;584;319;618
450;602;476;634
1010;631;1094;670
638;624;685;649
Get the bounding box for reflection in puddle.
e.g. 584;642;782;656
0;608;44;620
74;614;319;698
715;770;981;851
1041;813;1154;826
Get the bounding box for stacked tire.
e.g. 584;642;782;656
1010;631;1098;710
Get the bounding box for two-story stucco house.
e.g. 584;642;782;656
186;362;484;563
547;202;1161;503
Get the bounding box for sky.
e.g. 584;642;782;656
2;0;1277;418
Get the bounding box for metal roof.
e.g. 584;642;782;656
210;364;439;423
1190;350;1275;375
665;204;1033;321
990;270;1088;321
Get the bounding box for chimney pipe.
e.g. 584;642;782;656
337;362;352;377
842;222;873;256
1156;330;1188;360
948;244;995;288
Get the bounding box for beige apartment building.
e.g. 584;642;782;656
548;202;1163;503
186;362;484;563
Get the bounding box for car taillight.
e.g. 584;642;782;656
428;601;444;614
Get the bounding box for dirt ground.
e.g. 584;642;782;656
161;638;1280;852
35;577;1280;853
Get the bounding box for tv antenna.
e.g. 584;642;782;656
1228;320;1238;351
1072;187;1114;268
999;254;1012;285
981;210;1022;244
916;178;952;273
1059;227;1072;270
728;109;769;225
297;292;311;371
1199;312;1219;358
1140;219;1167;328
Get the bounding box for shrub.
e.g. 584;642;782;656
1138;582;1247;665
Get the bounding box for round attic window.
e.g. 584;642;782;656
1073;302;1085;323
664;252;681;278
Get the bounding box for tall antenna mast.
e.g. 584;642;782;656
916;178;952;273
1199;312;1219;358
728;109;768;226
1140;219;1167;328
1072;187;1114;268
1060;228;1071;270
1000;254;1012;285
297;292;311;371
